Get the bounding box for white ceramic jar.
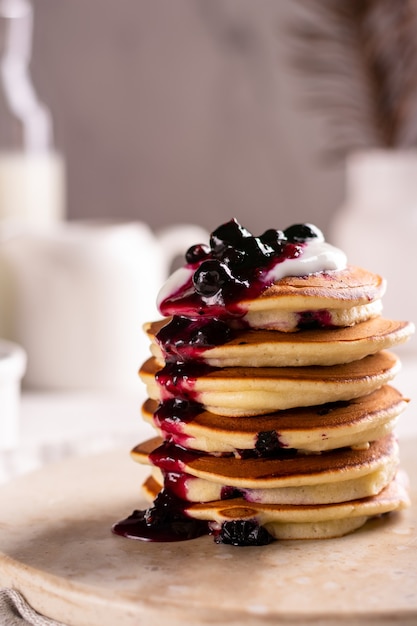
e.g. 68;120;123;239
0;220;208;391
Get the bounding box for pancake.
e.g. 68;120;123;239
139;351;401;416
145;455;398;505
242;300;382;332
158;263;385;332
142;470;409;540
131;433;398;490
241;265;385;330
146;317;413;368
187;471;410;540
142;385;408;453
242;265;385;313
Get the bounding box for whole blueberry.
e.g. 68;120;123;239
185;243;210;265
284;223;323;243
210;219;252;256
194;318;232;346
193;259;229;297
238;236;273;265
260;228;287;252
220;245;246;269
144;489;176;527
215;520;274;546
255;430;280;456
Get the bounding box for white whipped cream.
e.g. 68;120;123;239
265;239;347;283
157;266;194;310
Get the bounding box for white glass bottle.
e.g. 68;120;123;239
0;0;65;339
0;0;65;227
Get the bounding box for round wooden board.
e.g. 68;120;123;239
0;439;416;626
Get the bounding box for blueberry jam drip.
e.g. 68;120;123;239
155;361;215;401
166;471;244;502
149;440;204;473
156;315;234;362
112;489;208;542
163;470;192;500
159;219;314;318
214;520;274;546
153;399;201;445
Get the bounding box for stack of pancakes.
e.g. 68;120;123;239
135;258;413;543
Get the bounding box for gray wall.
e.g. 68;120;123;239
31;0;344;236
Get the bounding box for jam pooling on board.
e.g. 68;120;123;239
112;489;209;542
113;220;347;545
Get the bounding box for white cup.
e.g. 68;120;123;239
0;220;208;391
0;339;27;449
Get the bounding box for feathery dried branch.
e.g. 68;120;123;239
290;0;417;157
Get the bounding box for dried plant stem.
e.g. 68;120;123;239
291;0;417;156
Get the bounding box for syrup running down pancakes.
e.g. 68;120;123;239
112;219;414;546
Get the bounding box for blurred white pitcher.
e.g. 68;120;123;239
0;220;208;391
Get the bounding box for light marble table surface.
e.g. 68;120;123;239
0;386;153;485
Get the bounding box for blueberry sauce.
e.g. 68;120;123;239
112;489;208;542
156;316;234;363
153;399;201;446
165;471;244;502
154;399;201;424
155;361;214;402
163;470;191;500
149;440;204;473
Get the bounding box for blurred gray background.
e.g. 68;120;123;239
31;0;343;235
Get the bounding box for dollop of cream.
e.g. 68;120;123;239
266;239;347;283
157;266;194;311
